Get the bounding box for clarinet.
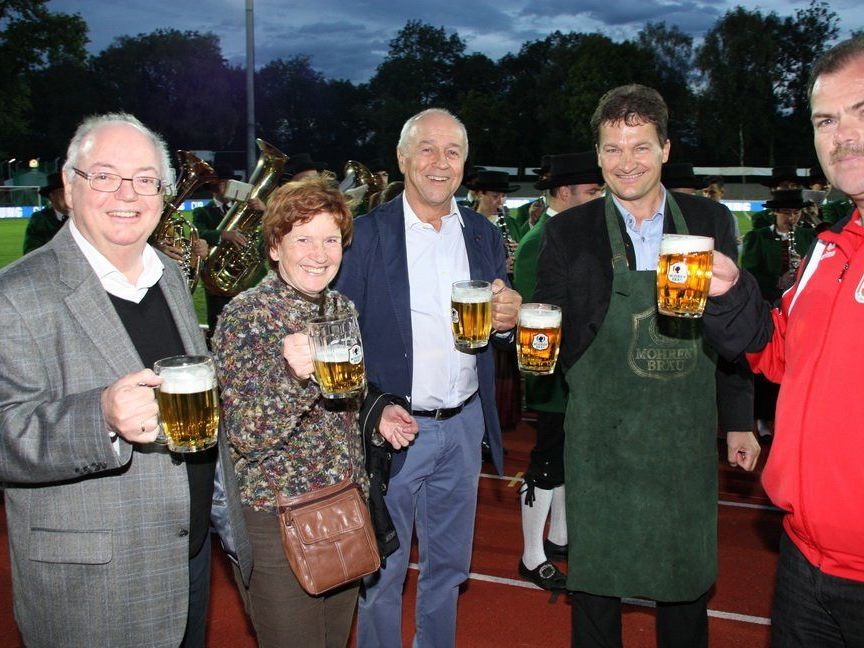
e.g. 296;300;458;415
778;226;802;292
495;206;517;269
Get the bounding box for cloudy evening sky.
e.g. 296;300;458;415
48;0;863;83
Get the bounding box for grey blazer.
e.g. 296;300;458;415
0;226;251;648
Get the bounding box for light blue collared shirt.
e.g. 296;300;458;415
612;189;668;271
403;194;478;410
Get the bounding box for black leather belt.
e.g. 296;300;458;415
412;393;477;420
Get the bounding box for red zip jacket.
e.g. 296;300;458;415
747;210;864;582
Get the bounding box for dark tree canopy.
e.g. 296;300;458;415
1;7;854;175
0;0;88;147
92;29;244;152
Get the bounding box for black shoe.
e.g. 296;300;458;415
543;539;568;560
518;560;567;591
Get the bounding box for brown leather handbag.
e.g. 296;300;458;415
273;476;381;595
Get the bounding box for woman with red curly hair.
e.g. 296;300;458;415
213;177;417;647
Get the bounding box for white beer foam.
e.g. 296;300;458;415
520;308;562;328
452;287;492;302
660;234;714;255
159;365;216;394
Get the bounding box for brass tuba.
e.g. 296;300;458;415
199;138;287;297
342;160;382;193
150;151;218;291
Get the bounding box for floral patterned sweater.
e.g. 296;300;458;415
213;271;367;513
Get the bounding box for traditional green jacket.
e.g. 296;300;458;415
741;224;816;302
512;211;549;301
821;198;855;225
505;202;533;242
512;210;566;412
191;201;226;246
22;207;67;255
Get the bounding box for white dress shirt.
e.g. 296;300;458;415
69;219;164;303
69;219;166;449
403;194;479;410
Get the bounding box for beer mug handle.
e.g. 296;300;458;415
149;384;169;445
304;334;320;386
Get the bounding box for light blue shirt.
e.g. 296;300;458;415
403;194;479;410
612;189;667;271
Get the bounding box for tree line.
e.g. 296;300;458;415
1;0;858;176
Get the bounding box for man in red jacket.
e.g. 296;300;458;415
705;36;864;646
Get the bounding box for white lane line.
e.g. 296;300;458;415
480;473;782;512
406;563;771;625
618;598;771;625
718;499;782;512
707;609;772;625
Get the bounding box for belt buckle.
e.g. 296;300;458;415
434;408;445;421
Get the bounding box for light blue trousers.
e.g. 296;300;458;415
357;397;484;648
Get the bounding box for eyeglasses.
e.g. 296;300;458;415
72;167;164;195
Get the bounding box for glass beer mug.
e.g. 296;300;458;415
517;303;562;375
450;280;493;351
656;234;714;318
153;355;220;453
307;313;366;398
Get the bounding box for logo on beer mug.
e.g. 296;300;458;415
667;262;689;284
531;333;549;351
450;280;493;351
517;303;562;375
657;234;714;318
307;313;366;399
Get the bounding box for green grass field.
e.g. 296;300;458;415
0;219;208;324
0;220;26;271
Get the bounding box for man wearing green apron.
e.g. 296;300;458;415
535;84;761;647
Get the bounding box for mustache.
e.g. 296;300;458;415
830;144;864;162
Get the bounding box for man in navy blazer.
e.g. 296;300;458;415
336;108;521;647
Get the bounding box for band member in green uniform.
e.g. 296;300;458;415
742;188;816;304
22;172;69;254
535;84;760;647
512;151;603;590
507;155;553;242
741;188;816;440
752;166;805;230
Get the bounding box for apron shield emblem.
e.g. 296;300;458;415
628;307;700;380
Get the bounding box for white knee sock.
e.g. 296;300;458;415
546;484;568;546
521;485;553;569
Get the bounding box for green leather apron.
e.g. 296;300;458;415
563;193;718;601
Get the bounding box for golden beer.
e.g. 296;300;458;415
312;346;366;398
517;304;562;375
656;234;714;318
307;314;366;399
451;280;492;350
156;387;219;452
153;356;219;453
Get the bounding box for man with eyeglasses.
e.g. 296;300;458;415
0;113;251;648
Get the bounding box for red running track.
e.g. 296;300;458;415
0;422;780;647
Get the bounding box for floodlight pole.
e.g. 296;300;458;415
245;0;256;177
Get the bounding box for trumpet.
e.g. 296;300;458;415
150;151;218;291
